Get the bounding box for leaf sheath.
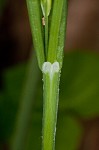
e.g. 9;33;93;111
42;72;60;150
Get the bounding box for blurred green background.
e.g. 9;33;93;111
0;0;99;150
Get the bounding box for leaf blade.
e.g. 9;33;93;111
26;0;45;69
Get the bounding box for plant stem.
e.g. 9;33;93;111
45;14;48;58
43;1;49;59
26;0;45;70
57;0;68;68
42;62;60;150
47;0;64;63
12;52;40;150
26;0;68;150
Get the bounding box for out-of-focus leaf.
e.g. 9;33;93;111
0;93;16;141
59;51;99;118
0;0;7;14
56;115;83;150
4;64;26;102
25;112;42;150
25;80;43;150
0;64;26;141
11;54;40;150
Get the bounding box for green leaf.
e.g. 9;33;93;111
25;112;42;150
47;0;65;63
56;115;83;150
0;0;6;15
11;54;40;150
0;64;26;141
26;0;45;69
41;0;52;16
57;0;68;68
60;51;99;118
23;78;43;150
4;64;26;102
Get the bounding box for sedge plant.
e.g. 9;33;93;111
26;0;68;149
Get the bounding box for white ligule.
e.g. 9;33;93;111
42;62;59;79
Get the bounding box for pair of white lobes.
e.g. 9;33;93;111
42;62;60;79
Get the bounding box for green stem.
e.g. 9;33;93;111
47;0;64;63
42;63;60;150
57;0;68;68
12;52;40;150
45;15;48;58
26;0;45;70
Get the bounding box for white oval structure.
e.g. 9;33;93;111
42;62;60;79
